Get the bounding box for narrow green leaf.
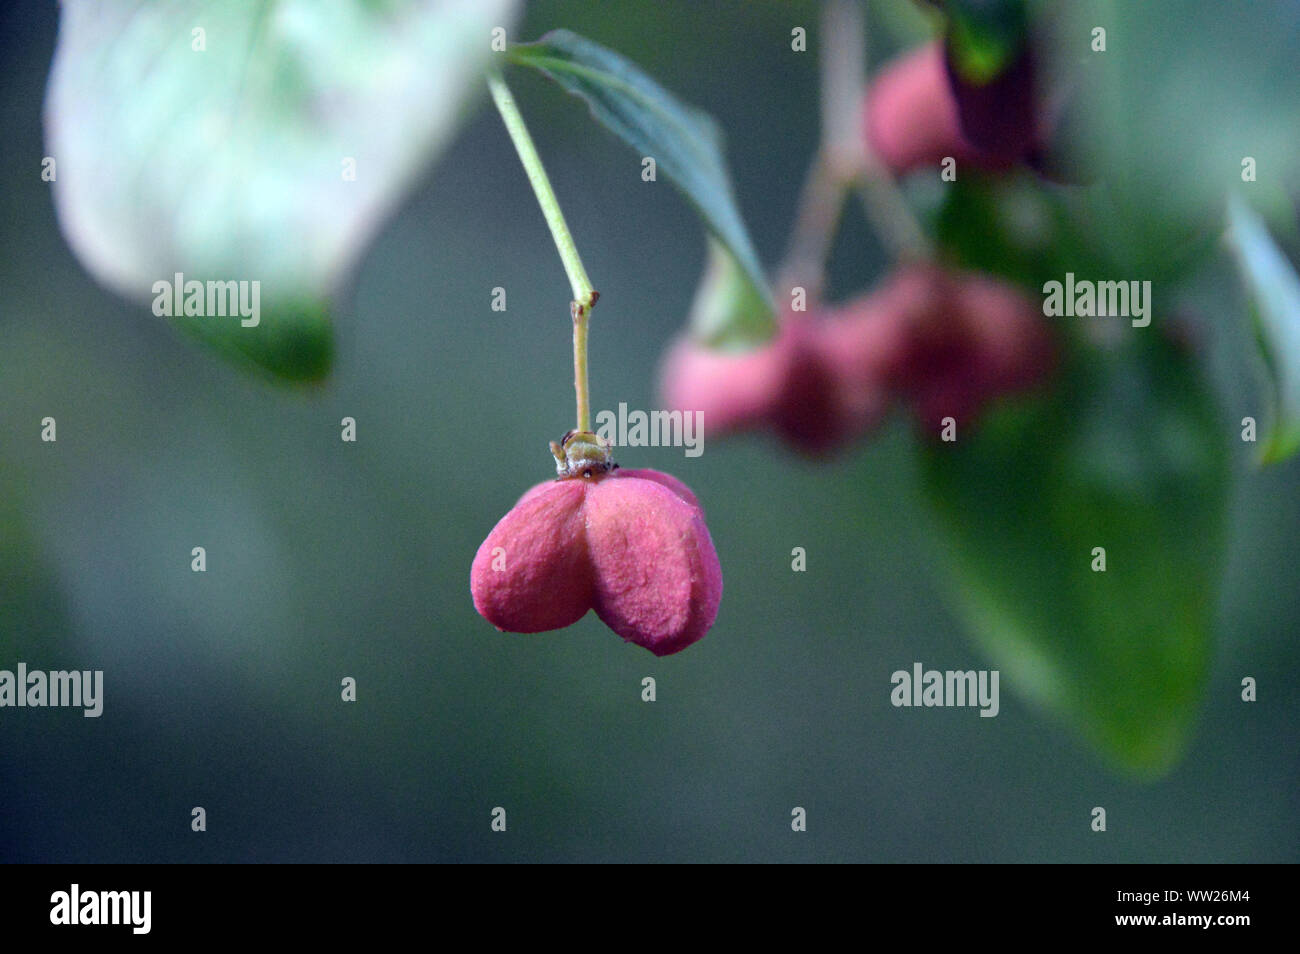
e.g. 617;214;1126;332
45;0;520;381
508;29;776;327
921;336;1228;777
687;239;778;350
1226;195;1300;464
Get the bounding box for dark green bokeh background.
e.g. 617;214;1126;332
1;0;1297;862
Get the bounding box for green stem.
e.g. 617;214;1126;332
488;70;598;433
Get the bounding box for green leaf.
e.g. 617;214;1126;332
1045;0;1300;276
929;172;1219;311
931;172;1105;292
686;239;778;350
45;0;521;381
170;298;334;384
0;491;72;659
508;29;776;327
943;0;1028;83
1226;195;1300;464
920;335;1228;777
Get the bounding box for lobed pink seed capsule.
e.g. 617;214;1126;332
864;41;1012;176
659;264;1055;455
875;263;1055;432
661;310;896;457
764;315;887;455
471;466;722;657
657;334;786;435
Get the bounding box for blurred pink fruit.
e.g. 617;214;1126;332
660;311;892;456
877;264;1055;432
865;42;1011;176
660;263;1055;453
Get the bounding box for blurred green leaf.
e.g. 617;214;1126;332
44;0;520;381
0;494;71;659
508;29;776;324
686;239;777;350
169;298;334;384
943;0;1028;83
1226;195;1300;464
920;334;1228;776
931;173;1104;293
1046;0;1300;277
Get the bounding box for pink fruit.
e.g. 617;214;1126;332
660;312;891;457
865;42;1011;176
876;264;1055;432
471;467;722;657
657;334;786;435
758;316;854;454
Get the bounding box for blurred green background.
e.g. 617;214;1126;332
1;0;1297;862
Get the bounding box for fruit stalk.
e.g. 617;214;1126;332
488;70;598;432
